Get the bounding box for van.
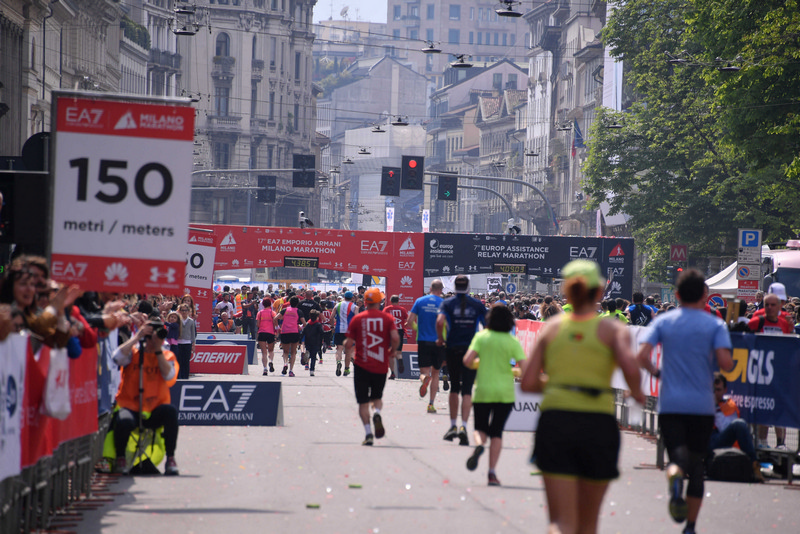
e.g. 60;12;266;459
761;240;800;298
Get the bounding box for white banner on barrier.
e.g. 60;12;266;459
504;384;543;432
0;334;27;481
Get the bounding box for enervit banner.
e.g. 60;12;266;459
170;381;283;426
422;233;634;300
50;93;194;294
723;333;800;428
190;345;248;375
196;338;257;364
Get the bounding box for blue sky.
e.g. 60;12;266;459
313;0;387;24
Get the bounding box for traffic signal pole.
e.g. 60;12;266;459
423;171;559;234
423;181;515;221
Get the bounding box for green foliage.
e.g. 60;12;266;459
120;16;150;50
317;70;357;97
583;0;800;280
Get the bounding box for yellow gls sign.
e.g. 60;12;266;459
722;348;774;385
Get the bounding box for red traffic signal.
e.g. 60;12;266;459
401;155;424;190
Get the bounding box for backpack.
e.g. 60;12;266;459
629;304;652;326
707;448;754;482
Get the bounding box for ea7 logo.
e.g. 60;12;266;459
65;106;104;125
361;240;388;253
608;267;624;277
569;246;597;259
52;261;88;278
398;261;415;270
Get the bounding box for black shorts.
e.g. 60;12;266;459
417;341;445;370
397;333;404;352
534;410;620;481
334;332;348;346
445;345;476;395
473;402;513;439
257;332;276;344
659;413;715;462
280;332;300;344
353;365;387;404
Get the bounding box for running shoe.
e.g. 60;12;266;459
262;368;269;376
336;361;342;376
319;357;323;364
282;365;288;375
310;370;315;377
458;426;469;446
269;362;275;373
373;413;385;439
466;445;484;471
442;374;450;391
288;370;295;377
419;375;431;398
343;368;350;376
443;426;458;441
427;404;437;414
164;457;180;476
362;433;374;446
115;457;130;476
668;472;688;523
304;364;309;370
487;473;501;486
388;373;396;380
397;358;405;374
682;525;696;534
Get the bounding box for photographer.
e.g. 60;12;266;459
112;317;180;476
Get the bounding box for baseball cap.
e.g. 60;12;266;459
768;282;787;301
364;287;384;304
561;259;604;289
344;291;354;300
454;275;470;294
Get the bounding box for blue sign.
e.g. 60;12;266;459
170;381;283;426
738;266;750;278
397;349;420;380
196;338;257;364
741;230;760;247
725;333;800;429
506;282;517;294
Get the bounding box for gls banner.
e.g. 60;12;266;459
170;381;283;426
723;333;800;429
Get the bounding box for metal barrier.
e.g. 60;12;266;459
0;413;112;533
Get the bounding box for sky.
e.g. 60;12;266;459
313;0;387;24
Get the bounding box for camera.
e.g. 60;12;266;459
145;319;168;340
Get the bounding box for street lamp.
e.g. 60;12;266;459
496;1;523;18
421;41;442;54
450;55;473;68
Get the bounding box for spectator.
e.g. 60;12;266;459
628;292;653;326
216;311;235;333
175;304;195;379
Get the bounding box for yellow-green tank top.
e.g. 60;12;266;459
541;314;616;415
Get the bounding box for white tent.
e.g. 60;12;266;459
706;262;738;296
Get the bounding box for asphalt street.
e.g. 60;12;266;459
72;360;799;534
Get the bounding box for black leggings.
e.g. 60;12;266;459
114;404;179;458
660;413;714;498
176;344;192;379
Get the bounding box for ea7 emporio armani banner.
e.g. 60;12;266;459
170;381;283;426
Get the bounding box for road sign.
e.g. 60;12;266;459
707;293;726;309
50;93;193;294
738;228;762;264
736;263;760;281
737;279;760;303
506;282;517;294
670;244;688;262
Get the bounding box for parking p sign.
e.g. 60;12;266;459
737;229;762;264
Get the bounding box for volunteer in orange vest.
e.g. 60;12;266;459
112;317;180;476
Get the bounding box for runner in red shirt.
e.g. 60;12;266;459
382;294;409;379
345;288;399;446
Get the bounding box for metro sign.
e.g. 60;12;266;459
670;244;688;262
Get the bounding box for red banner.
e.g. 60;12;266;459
515;319;545;354
20;341;99;468
190;345;247;374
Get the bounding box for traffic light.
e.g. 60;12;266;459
437;173;457;201
258;175;277;203
666;265;675;285
673;266;684;286
380;166;401;196
401;155;424;190
292;154;315;188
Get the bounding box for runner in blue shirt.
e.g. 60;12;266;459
437;275;487;445
407;280;444;413
334;291;358;376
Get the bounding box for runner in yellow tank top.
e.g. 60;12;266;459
521;260;644;534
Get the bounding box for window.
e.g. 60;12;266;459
507;74;517;90
267;145;274;168
252;36;257;60
295;52;301;79
410;5;419;18
510;34;516;46
393;5;401;20
448;29;459;44
269;91;275;120
503;33;507;46
250;144;258;169
212;197;226;223
393;29;400;38
293;104;299;130
251;82;258;115
426;29;434;41
214;87;230;116
468;32;473;44
270;37;276;67
410;29;418;40
494;33;499;46
477;32;482;45
215;33;230;56
493;73;502;91
449;5;460;20
213;143;230;170
470;7;474;20
426;4;434;19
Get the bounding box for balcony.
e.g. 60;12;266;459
149;48;182;70
252;59;264;80
207;113;242;133
250;118;268;135
211;56;236;78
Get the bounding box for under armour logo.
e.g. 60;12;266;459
150;267;176;283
